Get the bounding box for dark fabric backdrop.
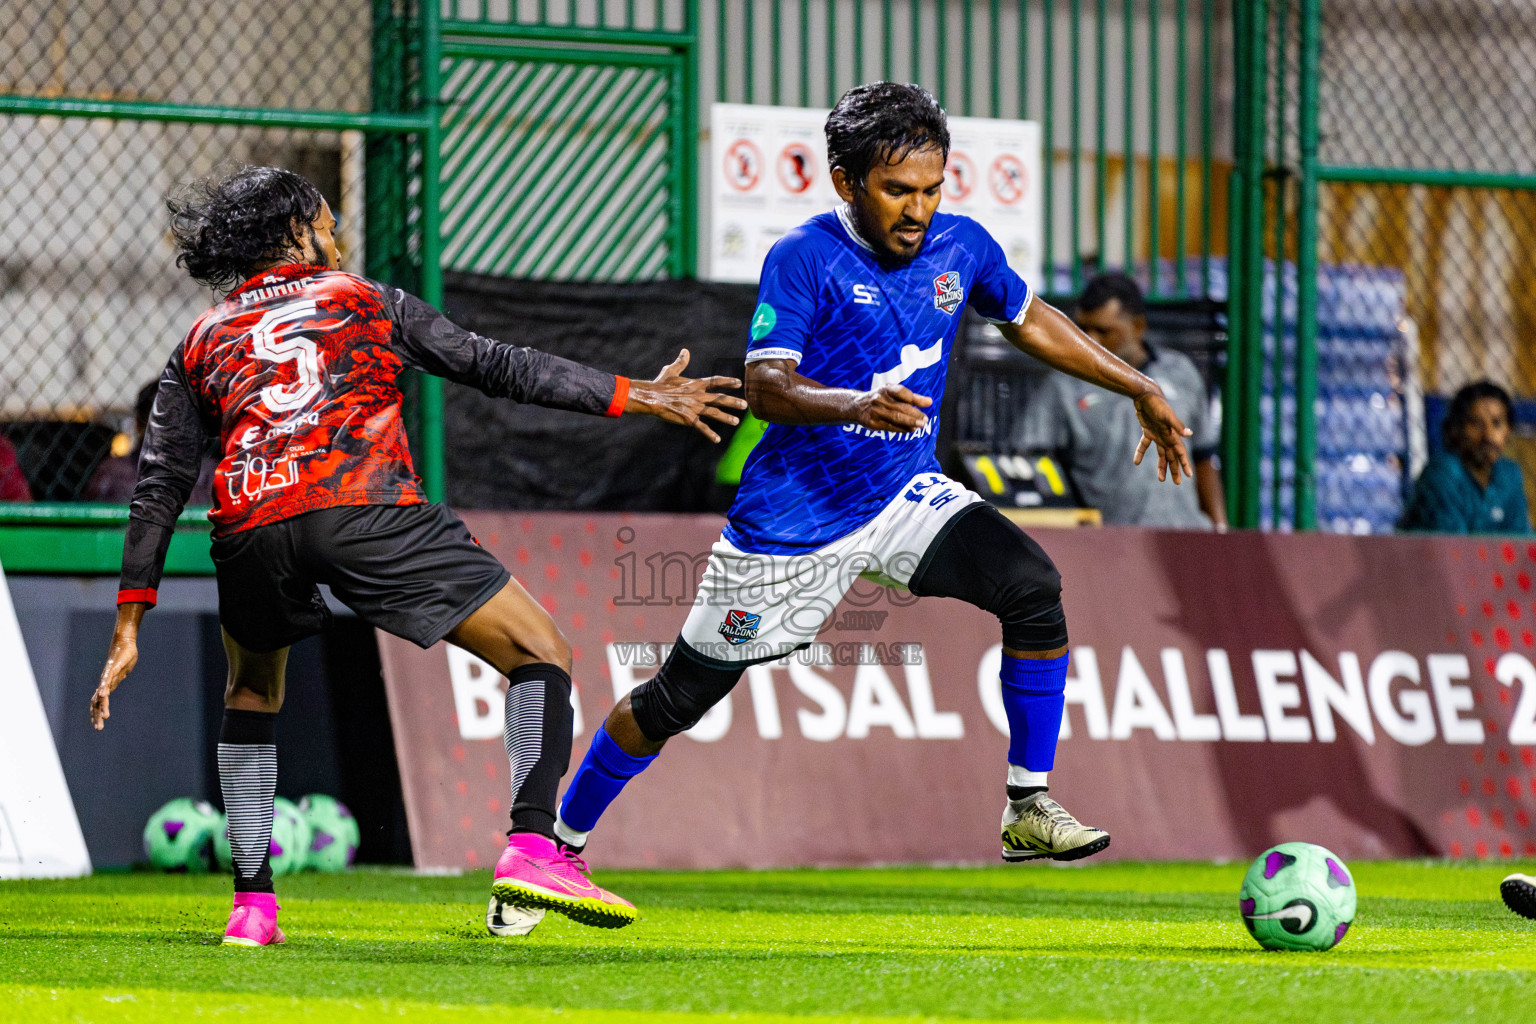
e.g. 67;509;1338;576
441;274;757;511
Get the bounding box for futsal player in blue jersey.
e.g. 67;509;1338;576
555;83;1196;864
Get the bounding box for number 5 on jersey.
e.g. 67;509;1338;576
251;299;328;413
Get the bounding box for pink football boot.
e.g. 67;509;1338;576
222;892;286;947
491;833;636;929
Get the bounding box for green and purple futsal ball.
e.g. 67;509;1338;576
271;796;313;875
156;794;356;874
211;796;308;875
1239;841;1357;951
299;793;360;872
143;798;221;872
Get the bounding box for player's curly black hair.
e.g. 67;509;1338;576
166;166;324;291
825;82;950;185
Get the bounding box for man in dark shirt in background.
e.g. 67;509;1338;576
1015;274;1227;529
1402;380;1531;534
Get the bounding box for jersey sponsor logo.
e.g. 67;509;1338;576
718;609;763;645
225;452;300;504
933;270;963;314
870;338;943;390
749;303;777;341
841;418;936;442
851;283;880;306
237;411;322;450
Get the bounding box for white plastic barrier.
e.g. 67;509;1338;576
0;560;91;878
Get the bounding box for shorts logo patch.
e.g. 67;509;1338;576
718;609;763;645
932;271;963;314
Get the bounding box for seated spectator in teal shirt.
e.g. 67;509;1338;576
1402;381;1531;534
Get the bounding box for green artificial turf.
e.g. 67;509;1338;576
2;862;1532;1023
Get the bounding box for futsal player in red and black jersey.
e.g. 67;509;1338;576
90;167;746;944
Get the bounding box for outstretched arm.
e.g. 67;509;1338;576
998;300;1195;484
382;285;743;441
624;349;746;443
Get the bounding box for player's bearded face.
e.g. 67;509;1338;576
835;145;945;265
301;200;342;270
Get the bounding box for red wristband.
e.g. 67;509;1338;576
605;376;630;418
117;588;158;607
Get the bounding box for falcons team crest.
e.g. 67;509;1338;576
718;609;763;645
932;271;963;314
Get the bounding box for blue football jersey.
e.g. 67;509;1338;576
725;207;1033;554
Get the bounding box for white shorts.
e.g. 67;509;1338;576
679;472;985;664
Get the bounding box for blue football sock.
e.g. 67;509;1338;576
1000;651;1069;772
556;725;656;841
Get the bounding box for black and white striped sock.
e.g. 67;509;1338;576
504;663;573;839
218;708;278;893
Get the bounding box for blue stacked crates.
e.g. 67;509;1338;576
1259;262;1409;533
1043;258;1406;533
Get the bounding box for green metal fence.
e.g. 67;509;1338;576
437;44;693;280
708;0;1232;301
0;0;698;569
436;1;696;281
8;0;1535;570
1233;0;1536;532
0;0;434;570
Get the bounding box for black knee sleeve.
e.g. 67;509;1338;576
909;504;1069;652
629;639;744;742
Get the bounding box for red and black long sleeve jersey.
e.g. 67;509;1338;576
118;264;629;606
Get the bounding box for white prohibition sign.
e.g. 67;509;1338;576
989;154;1027;204
724;139;763;191
944;152;976;201
251;299;326;413
777;142;816;194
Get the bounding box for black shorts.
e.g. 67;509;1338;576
210;503;511;653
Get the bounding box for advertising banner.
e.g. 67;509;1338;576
379;514;1536;871
0;561;91;878
709;103;1042;287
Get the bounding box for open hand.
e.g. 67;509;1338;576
626;349;749;443
91;603;147;730
854;384;933;433
1132;392;1195;484
91;628;138;731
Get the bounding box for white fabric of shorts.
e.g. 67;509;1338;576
679;472;984;664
